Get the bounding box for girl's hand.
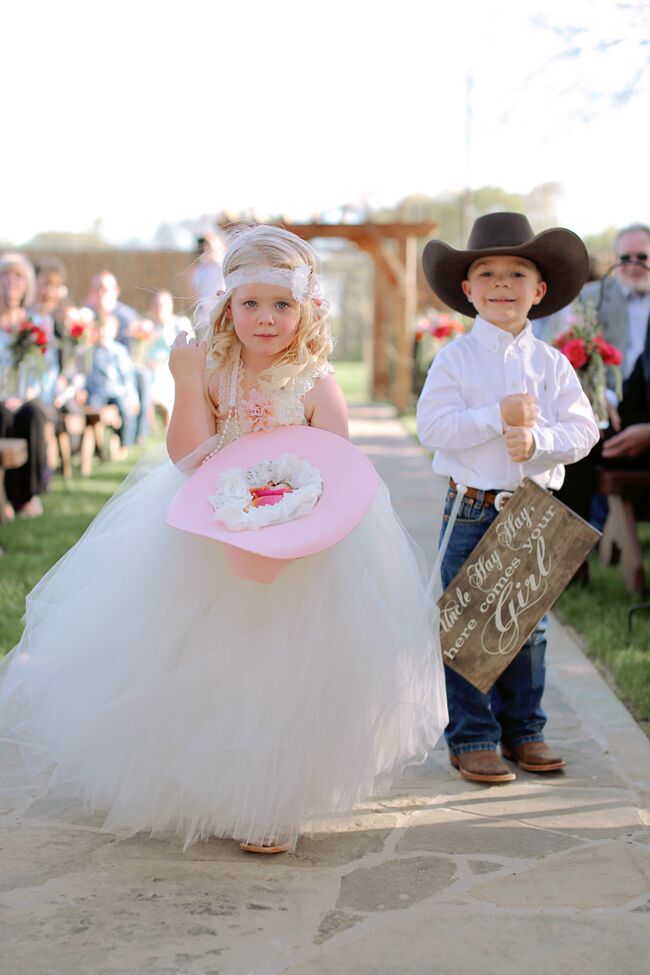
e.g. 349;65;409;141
504;426;535;462
169;332;207;385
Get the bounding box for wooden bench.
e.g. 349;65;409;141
596;467;650;593
0;437;28;525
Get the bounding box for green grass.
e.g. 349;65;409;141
333;360;369;404
0;444;151;655
554;542;650;737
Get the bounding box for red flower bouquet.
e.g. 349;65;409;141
56;308;97;371
553;303;623;424
8;319;49;369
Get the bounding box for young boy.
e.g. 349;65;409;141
416;212;600;784
85;312;139;455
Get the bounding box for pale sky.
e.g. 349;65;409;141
3;0;648;245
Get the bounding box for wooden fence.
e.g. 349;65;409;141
23;250;199;315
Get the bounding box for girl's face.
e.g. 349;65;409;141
227;283;301;361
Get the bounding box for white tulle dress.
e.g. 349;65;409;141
0;367;447;850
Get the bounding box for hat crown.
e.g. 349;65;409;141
466;212;536;251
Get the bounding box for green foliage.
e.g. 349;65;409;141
555;550;650;738
26;220;111;251
582;226;618;272
375;182;563;248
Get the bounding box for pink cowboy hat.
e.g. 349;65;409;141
166;425;379;583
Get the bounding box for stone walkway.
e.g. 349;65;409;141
2;405;649;975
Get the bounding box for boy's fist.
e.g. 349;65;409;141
505;426;535;462
500;393;537;428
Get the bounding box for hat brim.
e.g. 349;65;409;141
422;228;589;320
166;426;379;562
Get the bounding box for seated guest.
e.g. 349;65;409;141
31;257;69;363
85;313;139;459
0;253;59;518
601;348;650;466
84;271;151;442
556;226;650;532
143;290;192;427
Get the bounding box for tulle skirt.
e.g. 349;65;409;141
0;452;447;850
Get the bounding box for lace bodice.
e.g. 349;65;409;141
213;366;325;448
175;355;333;475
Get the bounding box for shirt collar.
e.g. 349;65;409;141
471;315;535;353
619;283;650;300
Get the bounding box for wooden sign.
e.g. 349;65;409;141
437;479;600;693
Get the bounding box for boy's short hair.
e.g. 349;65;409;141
466;254;543;280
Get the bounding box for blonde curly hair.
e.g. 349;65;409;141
200;225;333;393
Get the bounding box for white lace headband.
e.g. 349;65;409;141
223;265;321;304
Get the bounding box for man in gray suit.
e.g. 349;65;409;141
579;223;650;383
556;224;650;537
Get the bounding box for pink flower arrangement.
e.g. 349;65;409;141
432;317;464;341
415;312;465;345
237;389;277;433
414;312;467;395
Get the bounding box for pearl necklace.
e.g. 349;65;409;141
201;348;243;465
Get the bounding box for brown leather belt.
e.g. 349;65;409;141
448;478;512;510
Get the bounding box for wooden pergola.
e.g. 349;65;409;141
281;222;438;412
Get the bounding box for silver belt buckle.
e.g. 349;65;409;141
494;490;513;512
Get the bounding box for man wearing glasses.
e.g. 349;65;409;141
555;225;650;536
599;225;650;462
582;223;650;382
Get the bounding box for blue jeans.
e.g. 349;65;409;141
439;488;547;755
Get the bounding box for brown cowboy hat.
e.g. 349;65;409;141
422;212;589;320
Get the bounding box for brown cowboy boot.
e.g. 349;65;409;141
501;741;565;772
450;750;516;784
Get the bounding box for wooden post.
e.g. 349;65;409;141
372;262;391;400
391;236;418;413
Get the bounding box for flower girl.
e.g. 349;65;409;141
0;225;447;853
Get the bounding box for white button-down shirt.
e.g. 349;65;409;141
416;316;600;492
